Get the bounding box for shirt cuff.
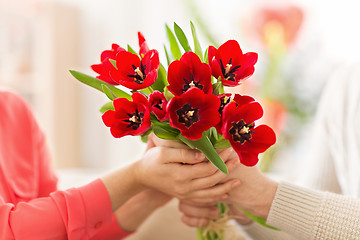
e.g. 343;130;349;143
78;178;114;237
266;181;324;238
93;214;134;239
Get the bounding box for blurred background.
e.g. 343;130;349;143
1;0;360;238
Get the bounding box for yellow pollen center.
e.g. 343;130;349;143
225;64;232;74
240;126;250;134
223;96;229;103
134;67;144;79
129;115;138;123
186;110;195;117
189;81;196;88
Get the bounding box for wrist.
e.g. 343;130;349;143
131;160;148;192
251;179;278;218
102;163;145;211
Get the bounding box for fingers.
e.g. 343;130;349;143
180;149;238;180
181;161;219;179
190;158;240;190
181;215;209;227
155;147;206;164
186;179;241;203
217;148;235;163
179;201;219;219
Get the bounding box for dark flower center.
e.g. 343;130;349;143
176;104;200;128
127;62;147;84
181;74;204;92
123;109;144;130
218;96;231;114
153;100;164;110
220;58;241;82
229;120;254;144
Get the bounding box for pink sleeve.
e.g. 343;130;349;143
0;179;126;240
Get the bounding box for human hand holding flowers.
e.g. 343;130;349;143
133;134;241;203
178;155;279;231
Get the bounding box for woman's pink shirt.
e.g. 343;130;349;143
0;90;131;239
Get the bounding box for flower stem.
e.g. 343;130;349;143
146;86;154;93
197;228;205;240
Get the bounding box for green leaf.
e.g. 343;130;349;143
139;88;151;95
140;128;152;143
174;22;192;52
151;64;167;92
102;84;116;100
164;45;172;67
109;59;117;69
69;70;132;100
207;127;218;144
164;86;175;101
166;24;182;60
141;135;148;143
242;210;279;231
178;134;229;175
212;77;225;95
152;121;180;140
204;47;209;64
213;137;231;149
212;82;221;95
127;44;137;55
99;101;114;114
190;21;203;62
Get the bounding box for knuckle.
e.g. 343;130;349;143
174;186;189;197
179;149;188;163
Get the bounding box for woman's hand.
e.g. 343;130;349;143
222;160;278;219
133;142;241;202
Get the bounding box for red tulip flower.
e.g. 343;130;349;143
167;88;220;140
110;49;160;90
208;40;258;87
149;91;168;121
167;52;212;96
216;94;256;133
233;94;256;107
222;101;276;166
102;92;151;138
215;93;232;132
138;32;150;57
91;44;125;85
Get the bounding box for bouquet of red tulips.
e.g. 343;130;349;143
70;22;276;240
